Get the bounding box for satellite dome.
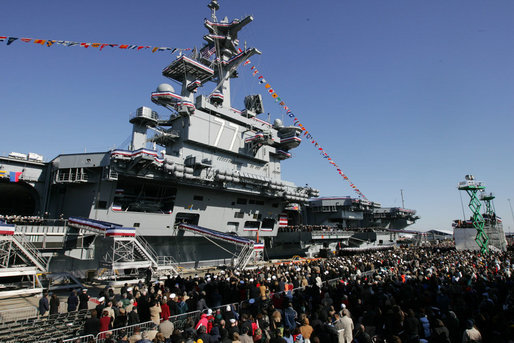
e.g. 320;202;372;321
273;119;283;128
156;83;175;93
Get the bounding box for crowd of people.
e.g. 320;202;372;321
278;225;381;233
41;245;513;343
0;214;46;225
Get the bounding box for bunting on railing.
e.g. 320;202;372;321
0;35;191;54
244;60;367;199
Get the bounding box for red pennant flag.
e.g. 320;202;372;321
20;38;32;43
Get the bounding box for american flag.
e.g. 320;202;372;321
200;44;216;59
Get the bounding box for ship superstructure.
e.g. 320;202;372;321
5;1;318;263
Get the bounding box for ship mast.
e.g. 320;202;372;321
204;0;260;108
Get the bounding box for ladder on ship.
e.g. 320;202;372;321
0;222;48;296
177;223;263;270
68;217;180;279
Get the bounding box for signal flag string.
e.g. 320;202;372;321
243;59;367;200
0;35;191;54
0;33;367;199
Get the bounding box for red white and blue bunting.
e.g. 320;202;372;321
243;60;367;200
0;35;191;54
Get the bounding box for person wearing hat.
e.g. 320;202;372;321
228;318;240;339
96;296;106;315
79;288;90;310
166;293;178;316
223;305;236;323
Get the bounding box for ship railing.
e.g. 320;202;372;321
157;255;180;267
13;231;49;271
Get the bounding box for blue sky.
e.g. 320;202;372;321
1;1;513;232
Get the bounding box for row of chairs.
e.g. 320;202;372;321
0;309;89;342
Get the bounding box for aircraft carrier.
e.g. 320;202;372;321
0;1;419;277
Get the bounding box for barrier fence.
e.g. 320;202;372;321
63;334;95;343
96;320;155;343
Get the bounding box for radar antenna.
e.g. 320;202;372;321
208;0;219;21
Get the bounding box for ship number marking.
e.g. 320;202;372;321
213;118;240;151
228;122;239;151
213;117;225;147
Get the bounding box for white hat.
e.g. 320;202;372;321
207;309;212;315
220;270;225;274
226;305;231;311
229;318;236;323
170;293;176;299
249;278;254;282
127;287;133;292
98;297;105;302
82;288;88;292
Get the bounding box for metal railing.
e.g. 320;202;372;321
13;232;48;271
135;235;159;263
63;334;95;343
157;255;180;267
96;320;155;343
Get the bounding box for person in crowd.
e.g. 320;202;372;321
83;309;100;336
113;308;128;328
462;319;482;342
99;309;112;335
149;299;162;325
49;293;60;315
5;244;514;342
67;289;79;312
39;290;49;317
79;288;90;310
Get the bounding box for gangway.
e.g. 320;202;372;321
68;217;179;278
0;222;47;297
177;223;263;270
